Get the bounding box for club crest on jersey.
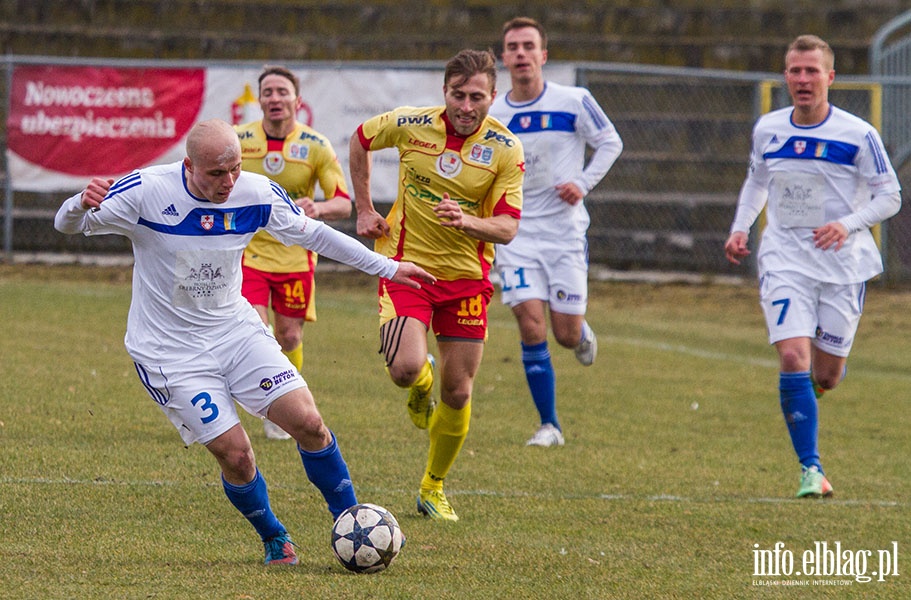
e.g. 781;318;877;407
436;151;463;178
289;143;309;160
468;143;494;166
264;152;285;175
519;115;532;130
794;140;806;154
200;214;214;230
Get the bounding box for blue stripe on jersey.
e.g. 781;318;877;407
137;205;272;236
865;131;888;174
505;111;576;134
763;136;858;166
107;172;142;198
270;181;301;214
582;95;608;129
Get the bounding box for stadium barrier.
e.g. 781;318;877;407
3;56;910;282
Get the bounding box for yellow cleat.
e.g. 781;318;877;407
417;489;459;522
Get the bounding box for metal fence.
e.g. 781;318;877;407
4;58;911;283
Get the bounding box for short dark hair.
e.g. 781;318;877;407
444;49;497;91
258;65;300;96
502;16;547;50
786;35;834;71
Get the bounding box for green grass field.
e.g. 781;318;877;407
1;264;909;599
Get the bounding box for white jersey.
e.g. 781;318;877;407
490;81;622;243
55;162;399;364
733;106;901;284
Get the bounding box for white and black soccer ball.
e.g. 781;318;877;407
331;503;405;574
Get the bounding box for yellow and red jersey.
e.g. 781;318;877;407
236;120;350;273
357;106;524;281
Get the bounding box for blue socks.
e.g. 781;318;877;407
222;468;285;542
522;341;559;430
298;431;357;520
779;371;822;473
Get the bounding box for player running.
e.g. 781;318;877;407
724;35;901;498
349;49;525;521
490;17;623;447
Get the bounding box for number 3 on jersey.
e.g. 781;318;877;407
191;391;220;424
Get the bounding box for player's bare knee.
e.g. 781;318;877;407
814;371;841;391
778;349;808;373
275;329;302;351
387;363;419;388
553;330;579;349
221;447;257;481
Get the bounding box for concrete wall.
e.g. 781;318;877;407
2;1;908;73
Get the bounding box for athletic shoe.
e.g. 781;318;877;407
407;354;436;430
417;489;459;522
263;419;292;440
796;465;834;498
263;532;299;565
525;423;565;447
574;321;597;366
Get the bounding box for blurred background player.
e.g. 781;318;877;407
349;49;524;521
724;35;901;498
236;65;353;440
490;17;623;447
55;119;433;565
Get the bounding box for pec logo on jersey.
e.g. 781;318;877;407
289;143;310;160
794;140;807;155
468;143;494;166
264;151;285;175
483;129;516;147
436;151;463;178
200;214;214;230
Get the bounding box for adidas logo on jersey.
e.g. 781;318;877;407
161;204;179;216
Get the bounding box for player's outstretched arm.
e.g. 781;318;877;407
389;261;436;289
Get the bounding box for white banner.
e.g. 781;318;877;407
7;62;574;201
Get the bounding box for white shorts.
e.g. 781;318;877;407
496;237;589;315
759;270;865;357
133;319;306;446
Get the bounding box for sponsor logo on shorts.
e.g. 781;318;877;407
258;368;298;392
815;327;845;346
457;317;484;326
556;289;584;303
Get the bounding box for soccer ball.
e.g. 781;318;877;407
330;503;405;573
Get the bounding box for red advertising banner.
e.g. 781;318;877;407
7;65;204;181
